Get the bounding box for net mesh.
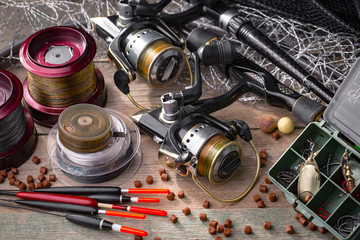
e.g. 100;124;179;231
0;0;358;102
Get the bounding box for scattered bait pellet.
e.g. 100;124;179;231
11;167;18;175
199;213;207;221
0;175;4;184
43;179;51;188
153;238;161;240
9;178;16;185
32;156;41;164
286;225;295;234
158;167;166;176
27;175;34;183
260;159;266;168
39;166;47;174
38;175;46;182
0;170;7;177
224;228;231;237
18;182;27;190
134;235;142;240
182;206;191;215
166;192;175;201
145;175;153;184
259;152;267;159
169;214;178;223
259;148;266;154
272;131;281;140
264;222;271;230
209;220;218;228
265;176;272;184
7;172;15;180
244;225;252;235
318;227;327;234
253;194;261;202
177;190;185;199
294;212;303;220
257;201;265;208
259;185;267;193
308;222;316;231
203;200;210;208
28;183;35;191
298;216;308;226
216;225;224;233
208;226;216;235
14;180;21;187
49;174;56;182
36;182;43;189
160;173;169;181
224;219;232;228
269;192;277;202
134;180;142;188
215;236;222;240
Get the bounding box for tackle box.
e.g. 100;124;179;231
268;59;360;240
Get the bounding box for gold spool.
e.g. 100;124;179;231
58;104;112;153
27;62;98;107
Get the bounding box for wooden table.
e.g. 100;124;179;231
0;61;334;240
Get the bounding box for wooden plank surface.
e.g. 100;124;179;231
0;62;334;240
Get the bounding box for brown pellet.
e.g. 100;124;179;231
7;172;15;180
264;221;271;230
216;225;224;233
286;225;295;234
304;194;312;203
294;212;303;220
11;167;18;175
28;183;35;191
32;156;41;164
260;159;266;168
265;176;272;184
208;226;216;235
27;175;34;183
18;182;27;190
169;214;178;223
166;191;175;200
244;225;252;235
182;206;191;215
224;219;232;228
153;238;161;240
160;173;169;181
215;236;222;240
318;227;327;234
259;148;266;154
49;174;56;182
134;180;142;188
308;222;316;231
145;175;153;184
224;228;231;237
0;175;4;184
272;131;281;140
43;179;51;188
158;167;166;176
39;166;47;174
253;194;261;202
209;220;218;228
134;235;142;240
259;152;267;159
199;213;207;221
257;200;265;208
203;200;210;208
38;175;46;182
0;170;7;177
269;192;277;202
36;182;43;189
14;180;21;187
9;178;16;185
177;190;185;199
259;185;267;193
298;216;308;226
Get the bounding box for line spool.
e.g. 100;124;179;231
0;69;37;170
20;26;107;127
47;104;141;184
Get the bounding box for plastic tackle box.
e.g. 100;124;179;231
268;59;360;240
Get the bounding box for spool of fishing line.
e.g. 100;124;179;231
47;104;141;184
20;26;107;127
0;69;37;170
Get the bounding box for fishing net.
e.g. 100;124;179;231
0;0;358;102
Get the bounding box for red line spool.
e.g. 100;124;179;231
0;69;37;170
19;26;107;127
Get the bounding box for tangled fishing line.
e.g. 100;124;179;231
0;0;358;102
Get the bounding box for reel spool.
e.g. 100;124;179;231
0;69;37;170
20;26;107;127
47;104;141;184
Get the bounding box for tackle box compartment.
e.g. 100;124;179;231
268;59;360;240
